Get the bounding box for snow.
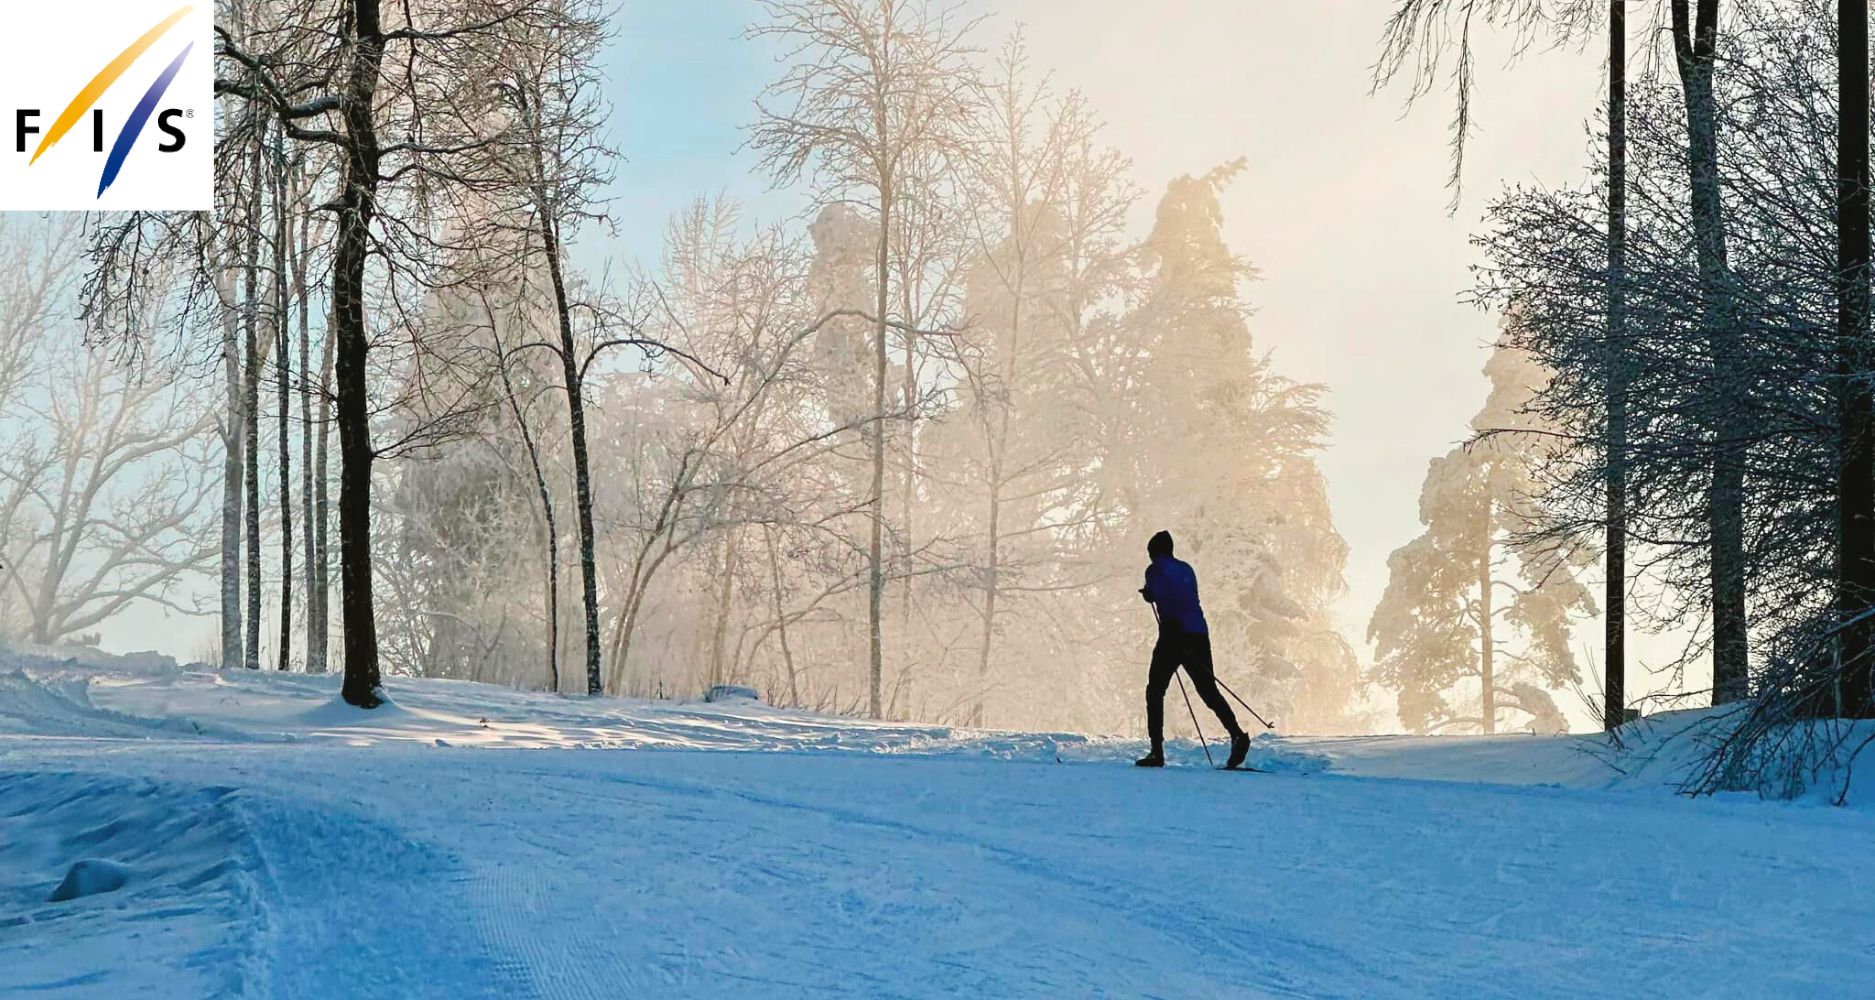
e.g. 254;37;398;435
3;651;1873;998
46;859;132;902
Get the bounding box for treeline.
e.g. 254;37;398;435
13;0;1369;734
1373;0;1875;771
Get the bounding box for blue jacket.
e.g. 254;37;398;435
1143;556;1208;635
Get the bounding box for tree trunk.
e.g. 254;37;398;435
899;272;918;714
1605;0;1629;730
975;472;1001;727
495;329;559;695
764;526;800;707
608;527;690;697
869;186;891;719
1838;0;1875;717
334;0;387;708
537;210;601;697
218;264;243;671
243;129;263;672
311;298;334;674
708;529;740;688
1479;546;1496;735
974;148;1028;728
1672;0;1748;705
273;125;293;672
297;163;316;674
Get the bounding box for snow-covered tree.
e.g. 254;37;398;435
1111;163;1358;730
1369;341;1595;734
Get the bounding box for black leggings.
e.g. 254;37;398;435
1147;629;1242;748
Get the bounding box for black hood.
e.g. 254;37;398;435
1147;530;1174;559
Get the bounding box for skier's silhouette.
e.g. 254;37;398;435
1136;530;1248;769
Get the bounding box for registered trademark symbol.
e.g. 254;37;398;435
186;109;195;119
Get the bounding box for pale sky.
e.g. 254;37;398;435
103;1;1693;730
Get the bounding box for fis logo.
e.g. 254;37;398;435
1;3;212;209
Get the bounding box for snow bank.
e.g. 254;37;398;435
0;773;270;997
1606;706;1875;806
2;651;1870;805
0;654;1148;760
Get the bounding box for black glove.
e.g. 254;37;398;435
1138;587;1152;603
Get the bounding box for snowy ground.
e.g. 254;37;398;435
3;650;1872;998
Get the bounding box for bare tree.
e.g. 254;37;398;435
0;215;78;641
486;0;618;695
0;216;68;415
749;0;981;716
1373;0;1601;209
484;292;562;693
1478;0;1861;708
944;33;1095;723
311;277;335;674
292;154;332;674
1603;0;1630;729
322;0;386;703
0;248;218;646
214;248;244;671
602;217;820;694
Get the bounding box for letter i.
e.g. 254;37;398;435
93;109;104;152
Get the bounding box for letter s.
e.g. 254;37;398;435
157;110;185;153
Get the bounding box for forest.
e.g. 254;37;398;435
4;0;1875;769
0;0;1364;737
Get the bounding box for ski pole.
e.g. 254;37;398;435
1174;669;1216;768
1216;676;1275;730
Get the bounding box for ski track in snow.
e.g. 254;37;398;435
2;655;1873;998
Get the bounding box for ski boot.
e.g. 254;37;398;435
1134;747;1165;767
1224;731;1250;770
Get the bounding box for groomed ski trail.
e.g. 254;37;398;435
8;739;1873;999
5;660;1874;998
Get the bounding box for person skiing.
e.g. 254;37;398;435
1136;530;1249;769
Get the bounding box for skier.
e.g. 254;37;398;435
1135;530;1249;769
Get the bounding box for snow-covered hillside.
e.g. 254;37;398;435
4;650;1872;998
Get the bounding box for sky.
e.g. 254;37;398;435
95;0;1688;730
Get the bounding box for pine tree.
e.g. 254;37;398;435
1370;341;1596;734
1115;163;1355;728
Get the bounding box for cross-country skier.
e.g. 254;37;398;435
1136;530;1249;769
